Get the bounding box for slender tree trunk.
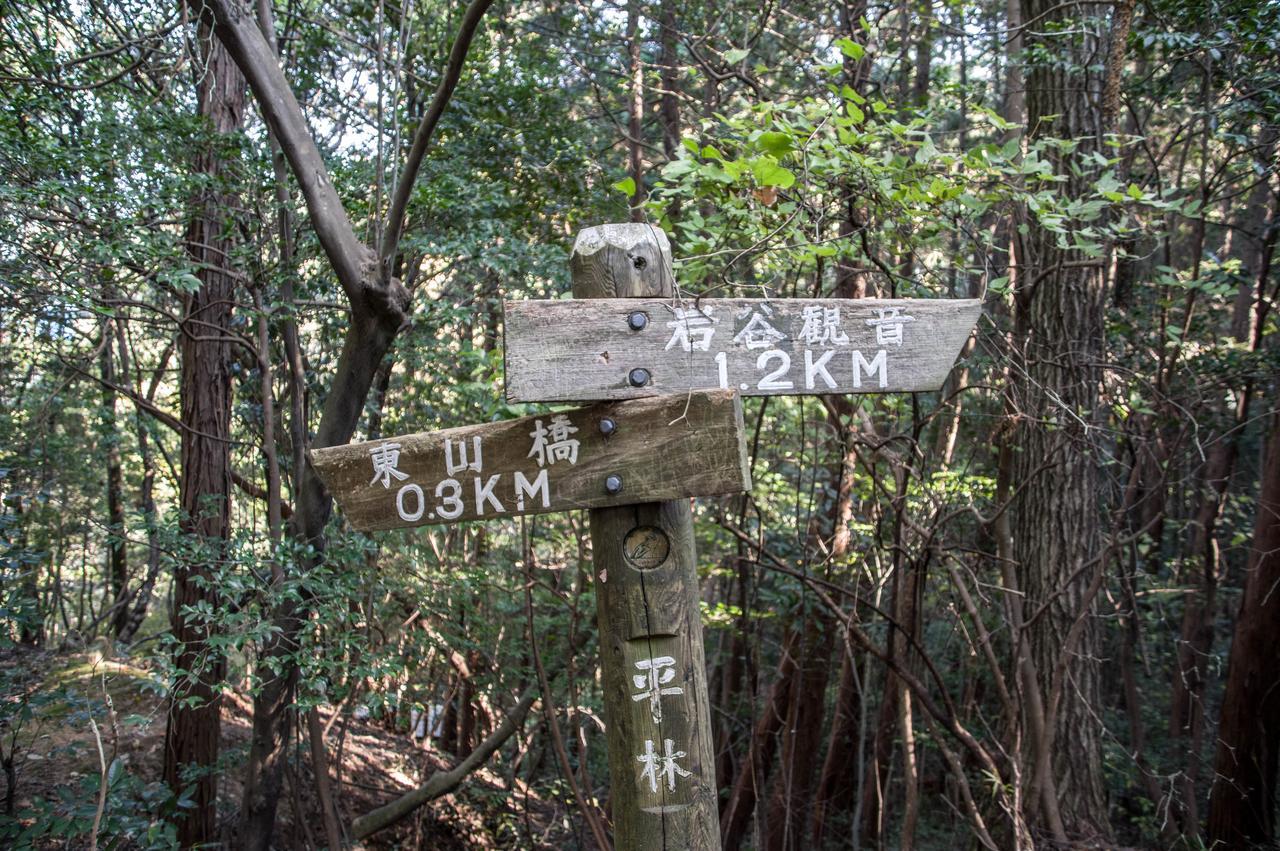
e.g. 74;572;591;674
115;333;168;645
625;0;645;219
657;0;681;222
809;639;861;844
98;309;129;640
764;616;833;851
1203;371;1274;844
163;25;245;847
911;0;933;108
1207;369;1280;847
1169;147;1276;838
658;0;680;162
721;629;800;850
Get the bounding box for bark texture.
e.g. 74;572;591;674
1207;388;1280;847
163;27;244;847
1011;0;1113;840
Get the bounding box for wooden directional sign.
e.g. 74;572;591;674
310;390;749;532
503;297;982;403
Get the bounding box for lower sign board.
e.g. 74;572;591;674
503;297;982;403
310;390;750;532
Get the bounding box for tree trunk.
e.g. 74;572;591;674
1011;0;1115;840
98;309;128;640
721;628;800;850
809;639;861;845
163;25;245;847
763;616;834;851
625;0;645;219
115;331;169;645
1207;374;1280;847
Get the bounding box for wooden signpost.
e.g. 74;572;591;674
314;222;982;851
504;296;981;402
311;391;749;531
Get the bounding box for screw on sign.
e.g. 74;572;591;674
317;223;979;851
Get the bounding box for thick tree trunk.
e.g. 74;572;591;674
1207;380;1280;847
163;26;244;848
1011;0;1114;841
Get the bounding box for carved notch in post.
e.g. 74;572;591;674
572;224;721;850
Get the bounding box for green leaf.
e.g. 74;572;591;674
724;47;749;64
750;157;795;188
835;37;865;60
661;158;696;179
612;177;636;196
756;131;794;157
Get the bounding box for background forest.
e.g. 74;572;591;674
0;0;1277;847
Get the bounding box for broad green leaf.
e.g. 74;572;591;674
835;37;865;60
750;157;795;188
756;131;794;157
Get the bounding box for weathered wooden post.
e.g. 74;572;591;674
570;224;721;849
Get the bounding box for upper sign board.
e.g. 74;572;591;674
310;390;750;532
503;298;981;403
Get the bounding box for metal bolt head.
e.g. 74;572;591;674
604;474;624;495
628;367;650;387
627;311;649;331
598;417;617;436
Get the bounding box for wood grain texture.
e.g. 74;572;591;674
590;502;720;850
571;223;722;851
310;390;749;532
504;297;982;402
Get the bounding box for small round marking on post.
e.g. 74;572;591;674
628;367;650;387
604;474;624;495
622;525;671;571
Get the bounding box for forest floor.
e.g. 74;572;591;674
1;645;579;849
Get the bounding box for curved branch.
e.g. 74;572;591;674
350;689;537;839
380;0;495;268
200;0;372;305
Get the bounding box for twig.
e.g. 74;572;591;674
88;717;108;851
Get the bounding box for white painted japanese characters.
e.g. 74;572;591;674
503;297;982;402
636;738;693;794
631;655;683;724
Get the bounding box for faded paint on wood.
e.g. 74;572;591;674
504;297;982;402
310;390;749;532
